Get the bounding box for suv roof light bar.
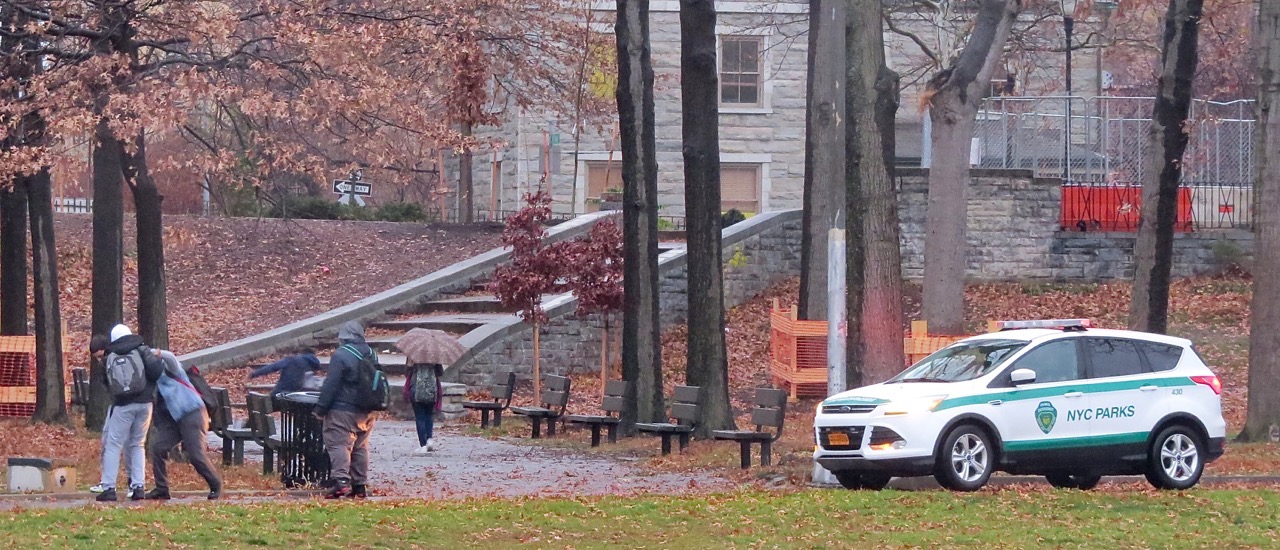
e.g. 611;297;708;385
996;318;1092;331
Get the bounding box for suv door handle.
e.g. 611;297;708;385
1064;391;1084;398
987;400;1003;406
1140;385;1159;392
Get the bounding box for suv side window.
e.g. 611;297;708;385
1137;341;1183;372
1086;338;1145;378
1007;339;1081;384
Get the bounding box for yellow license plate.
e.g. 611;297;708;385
827;432;850;446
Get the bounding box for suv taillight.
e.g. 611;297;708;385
1191;375;1222;395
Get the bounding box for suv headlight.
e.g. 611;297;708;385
882;395;946;416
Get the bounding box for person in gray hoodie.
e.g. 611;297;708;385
314;320;377;499
146;350;223;500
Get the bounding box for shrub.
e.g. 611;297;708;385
721;209;747;227
374;202;427;222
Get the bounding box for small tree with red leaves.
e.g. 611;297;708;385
493;190;568;397
563;220;624;397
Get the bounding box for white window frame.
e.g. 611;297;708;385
717;27;774;114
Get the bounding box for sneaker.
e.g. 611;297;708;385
207;489;221;501
324;479;351;500
350;484;367;499
129;486;146;501
145;488;171;500
95;488;118;502
413;445;430;456
89;483;107;494
426;438;435;451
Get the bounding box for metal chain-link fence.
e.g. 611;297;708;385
962;96;1255;230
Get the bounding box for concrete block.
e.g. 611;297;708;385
7;458;76;493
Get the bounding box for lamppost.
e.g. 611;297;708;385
1061;0;1077;182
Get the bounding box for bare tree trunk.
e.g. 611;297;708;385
921;0;1020;335
28;167;67;424
1239;0;1280;442
124;132;169;350
1128;0;1204;334
799;0;846;321
0;178;28;336
460;121;474;223
616;0;664;432
680;0;734;435
89;114;126;431
848;0;906;383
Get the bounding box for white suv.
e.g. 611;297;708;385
813;320;1226;491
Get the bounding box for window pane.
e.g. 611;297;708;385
1138;342;1183;372
1011;340;1080;384
740;42;759;72
722;41;742;72
738;85;758;105
1086;338;1146;378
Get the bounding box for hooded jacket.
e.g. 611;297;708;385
105;334;165;407
250;354;322;396
154;350;206;422
315;321;375;415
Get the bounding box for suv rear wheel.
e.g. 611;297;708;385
934;425;995;491
1145;425;1205;490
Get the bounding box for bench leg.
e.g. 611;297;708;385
739;441;752;469
678;433;690;452
761;440;773;466
590;425;602;447
547;418;558;437
263;447;275;475
222;437;233;466
493;410;503;427
531;418;542;439
607;425;618;444
233;439;245;466
660;434;672;455
479;410;491;429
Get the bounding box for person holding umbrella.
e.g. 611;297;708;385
396;328;466;455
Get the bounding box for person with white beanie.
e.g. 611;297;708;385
90;324;165;502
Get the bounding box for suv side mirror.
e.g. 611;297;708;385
1010;368;1037;386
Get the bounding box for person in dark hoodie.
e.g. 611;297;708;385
314;321;377;499
249;350;324;396
91;324;165;502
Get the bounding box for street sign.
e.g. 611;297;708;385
333;177;372;206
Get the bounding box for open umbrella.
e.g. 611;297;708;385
395;328;466;366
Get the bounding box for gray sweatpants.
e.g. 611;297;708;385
323;409;374;484
100;402;153;490
149;408;222;492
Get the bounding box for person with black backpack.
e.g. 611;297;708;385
90;325;165;502
145;350;223;500
314;321;388;499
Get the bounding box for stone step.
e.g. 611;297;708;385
417;295;510;314
370;313;512;333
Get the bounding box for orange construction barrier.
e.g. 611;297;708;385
1060;185;1193;232
0;336;72;417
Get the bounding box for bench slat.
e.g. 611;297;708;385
751;407;785;428
670;403;699;423
602;395;625;413
754;388;788;409
673;385;700;403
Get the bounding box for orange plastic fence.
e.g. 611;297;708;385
768;309;980;399
1060;185;1193;232
0;336;71;417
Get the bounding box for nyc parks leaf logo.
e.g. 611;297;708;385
1036;401;1058;434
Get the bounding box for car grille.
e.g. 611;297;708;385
819;426;865;451
821;404;878;414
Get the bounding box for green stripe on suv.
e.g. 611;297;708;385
1004;431;1149;452
934;376;1196;411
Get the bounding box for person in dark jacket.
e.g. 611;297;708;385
249;351;323;396
147;350;223;501
93;324;165;502
315;321;377;499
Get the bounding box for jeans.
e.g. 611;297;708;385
323;409;374;484
149;408;222;492
100;402;153;490
411;401;436;446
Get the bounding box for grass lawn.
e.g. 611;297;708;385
4;488;1279;548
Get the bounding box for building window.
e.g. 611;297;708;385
721;164;761;213
585;160;623;213
720;36;763;107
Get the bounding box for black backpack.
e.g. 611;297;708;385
340;344;389;412
184;365;220;418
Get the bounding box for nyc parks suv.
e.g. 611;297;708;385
813;319;1226;491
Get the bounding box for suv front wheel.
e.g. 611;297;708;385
934;425;995;491
1145;425;1205;490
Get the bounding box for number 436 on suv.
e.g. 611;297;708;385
813;319;1226;491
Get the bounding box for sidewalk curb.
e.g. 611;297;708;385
810;475;1280;491
0;489;323;502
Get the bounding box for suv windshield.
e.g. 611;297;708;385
888;339;1028;383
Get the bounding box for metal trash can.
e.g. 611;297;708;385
275;392;330;488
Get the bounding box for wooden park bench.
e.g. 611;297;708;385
246;392;283;475
712;388;787;468
636;385;701;455
69;368;89;411
461;372;516;428
565;380;629;447
210;387;256;466
510;374;571;439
